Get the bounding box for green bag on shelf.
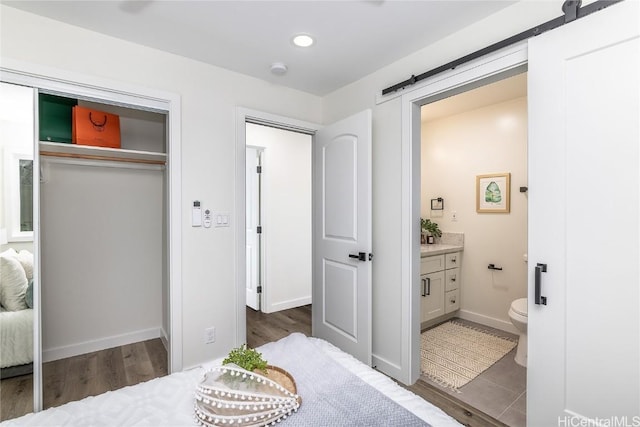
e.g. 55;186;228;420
39;93;77;143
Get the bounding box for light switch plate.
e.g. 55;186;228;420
214;212;231;228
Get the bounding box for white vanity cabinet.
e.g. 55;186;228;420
444;252;461;314
420;251;461;323
420;257;445;322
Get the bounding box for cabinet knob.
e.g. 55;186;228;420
451;276;456;282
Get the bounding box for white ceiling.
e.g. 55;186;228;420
422;72;527;122
3;0;516;96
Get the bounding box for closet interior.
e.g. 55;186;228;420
1;79;173;422
38;95;169;407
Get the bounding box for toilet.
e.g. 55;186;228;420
508;298;528;367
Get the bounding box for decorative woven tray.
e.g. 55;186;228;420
262;365;302;406
194;364;301;426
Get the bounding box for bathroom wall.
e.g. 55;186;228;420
421;86;528;332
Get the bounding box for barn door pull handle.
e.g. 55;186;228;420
349;252;366;261
535;263;548;305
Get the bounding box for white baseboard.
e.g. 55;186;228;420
457;309;518;335
43;327;162;362
263;296;311;314
160;328;169;352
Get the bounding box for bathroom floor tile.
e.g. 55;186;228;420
457;377;520;419
499;406;527;427
510;391;526;413
421;318;527;426
482;349;527;394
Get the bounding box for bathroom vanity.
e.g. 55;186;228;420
420;244;463;327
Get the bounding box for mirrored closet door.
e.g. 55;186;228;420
0;81;36;421
1;78;171;420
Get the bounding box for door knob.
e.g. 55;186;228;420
348;252;366;261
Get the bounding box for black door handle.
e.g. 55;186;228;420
535;263;547;305
349;252;366;261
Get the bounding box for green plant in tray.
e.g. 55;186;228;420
223;344;268;373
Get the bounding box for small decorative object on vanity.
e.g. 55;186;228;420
420;218;442;245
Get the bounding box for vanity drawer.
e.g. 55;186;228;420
445;289;460;313
421;255;445;275
445;267;460;291
445;252;461;269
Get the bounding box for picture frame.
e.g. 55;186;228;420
476;173;510;213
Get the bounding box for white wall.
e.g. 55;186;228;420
421;96;528;331
0;5;322;369
322;1;560;378
0;0;566;379
0;82;34;253
246;124;312;313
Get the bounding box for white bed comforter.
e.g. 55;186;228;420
0;307;33;369
2;333;461;427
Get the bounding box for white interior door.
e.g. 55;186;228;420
528;2;639;425
246;146;261;311
313;109;372;365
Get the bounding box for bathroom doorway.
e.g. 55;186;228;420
418;72;528;426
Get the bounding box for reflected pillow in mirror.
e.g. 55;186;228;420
25;279;34;309
17;250;34;280
0;256;28;311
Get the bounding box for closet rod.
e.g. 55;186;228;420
40;151;166;166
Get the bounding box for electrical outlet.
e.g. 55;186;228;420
204;327;215;344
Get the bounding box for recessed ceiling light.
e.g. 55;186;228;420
292;34;314;48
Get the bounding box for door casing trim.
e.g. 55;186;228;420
399;42;528;384
235;108;320;345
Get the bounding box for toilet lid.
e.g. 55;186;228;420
511;298;528;316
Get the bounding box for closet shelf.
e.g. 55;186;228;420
39;141;166;165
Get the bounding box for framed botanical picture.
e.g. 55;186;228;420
476;173;510;213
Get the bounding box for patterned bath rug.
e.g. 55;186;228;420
420;320;517;391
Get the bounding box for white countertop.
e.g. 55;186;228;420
420;244;464;257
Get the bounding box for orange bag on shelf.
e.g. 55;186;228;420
72;106;121;148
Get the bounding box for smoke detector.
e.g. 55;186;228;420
270;62;288;75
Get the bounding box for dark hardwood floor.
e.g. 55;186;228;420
246;304;312;348
0;338;167;422
3;307;505;426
